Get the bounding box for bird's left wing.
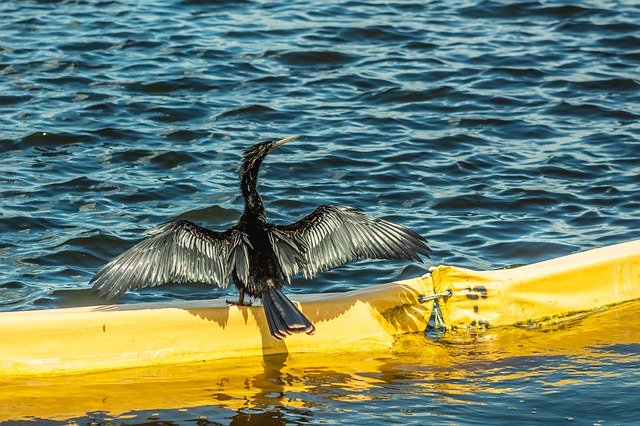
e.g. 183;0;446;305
90;220;238;299
266;226;308;282
271;204;430;281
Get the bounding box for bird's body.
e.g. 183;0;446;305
232;217;288;301
91;136;430;339
237;220;281;299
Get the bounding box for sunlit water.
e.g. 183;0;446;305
1;0;639;424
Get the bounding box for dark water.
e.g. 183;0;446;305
1;0;640;423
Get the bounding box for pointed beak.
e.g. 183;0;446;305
272;135;299;149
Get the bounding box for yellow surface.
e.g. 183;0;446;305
2;239;640;421
433;238;640;332
1;238;640;382
0;277;433;377
2;299;639;422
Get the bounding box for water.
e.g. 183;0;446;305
1;0;639;423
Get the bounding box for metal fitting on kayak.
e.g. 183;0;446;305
418;289;452;304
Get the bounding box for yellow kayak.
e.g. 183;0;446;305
1;238;640;378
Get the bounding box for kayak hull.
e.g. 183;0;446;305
0;277;433;377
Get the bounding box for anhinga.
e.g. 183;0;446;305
91;136;431;339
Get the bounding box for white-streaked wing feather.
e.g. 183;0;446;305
228;231;252;285
90;220;242;299
267;227;308;283
273;205;430;280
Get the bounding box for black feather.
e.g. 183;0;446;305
263;289;290;339
273;205;431;280
90;221;237;299
263;287;315;339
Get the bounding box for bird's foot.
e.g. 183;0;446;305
226;299;252;307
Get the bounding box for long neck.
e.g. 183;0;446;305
240;160;266;222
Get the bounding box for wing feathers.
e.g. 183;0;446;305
272;205;430;281
267;228;306;282
90;220;246;299
92;205;429;300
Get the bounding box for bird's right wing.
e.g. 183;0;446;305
91;220;244;299
272;205;430;280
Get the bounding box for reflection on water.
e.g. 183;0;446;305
3;300;639;424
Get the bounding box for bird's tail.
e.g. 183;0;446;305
262;287;315;339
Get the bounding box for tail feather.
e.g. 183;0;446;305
262;287;315;340
264;295;290;340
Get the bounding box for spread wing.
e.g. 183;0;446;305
266;226;308;282
271;205;430;281
90;220;247;299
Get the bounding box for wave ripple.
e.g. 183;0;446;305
1;0;639;314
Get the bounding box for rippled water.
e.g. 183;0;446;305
1;0;640;423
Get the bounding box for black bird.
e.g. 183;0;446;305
90;136;431;339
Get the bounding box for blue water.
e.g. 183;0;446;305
1;0;640;423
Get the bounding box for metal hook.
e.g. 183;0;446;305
418;289;452;303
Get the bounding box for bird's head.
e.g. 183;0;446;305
241;135;299;175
